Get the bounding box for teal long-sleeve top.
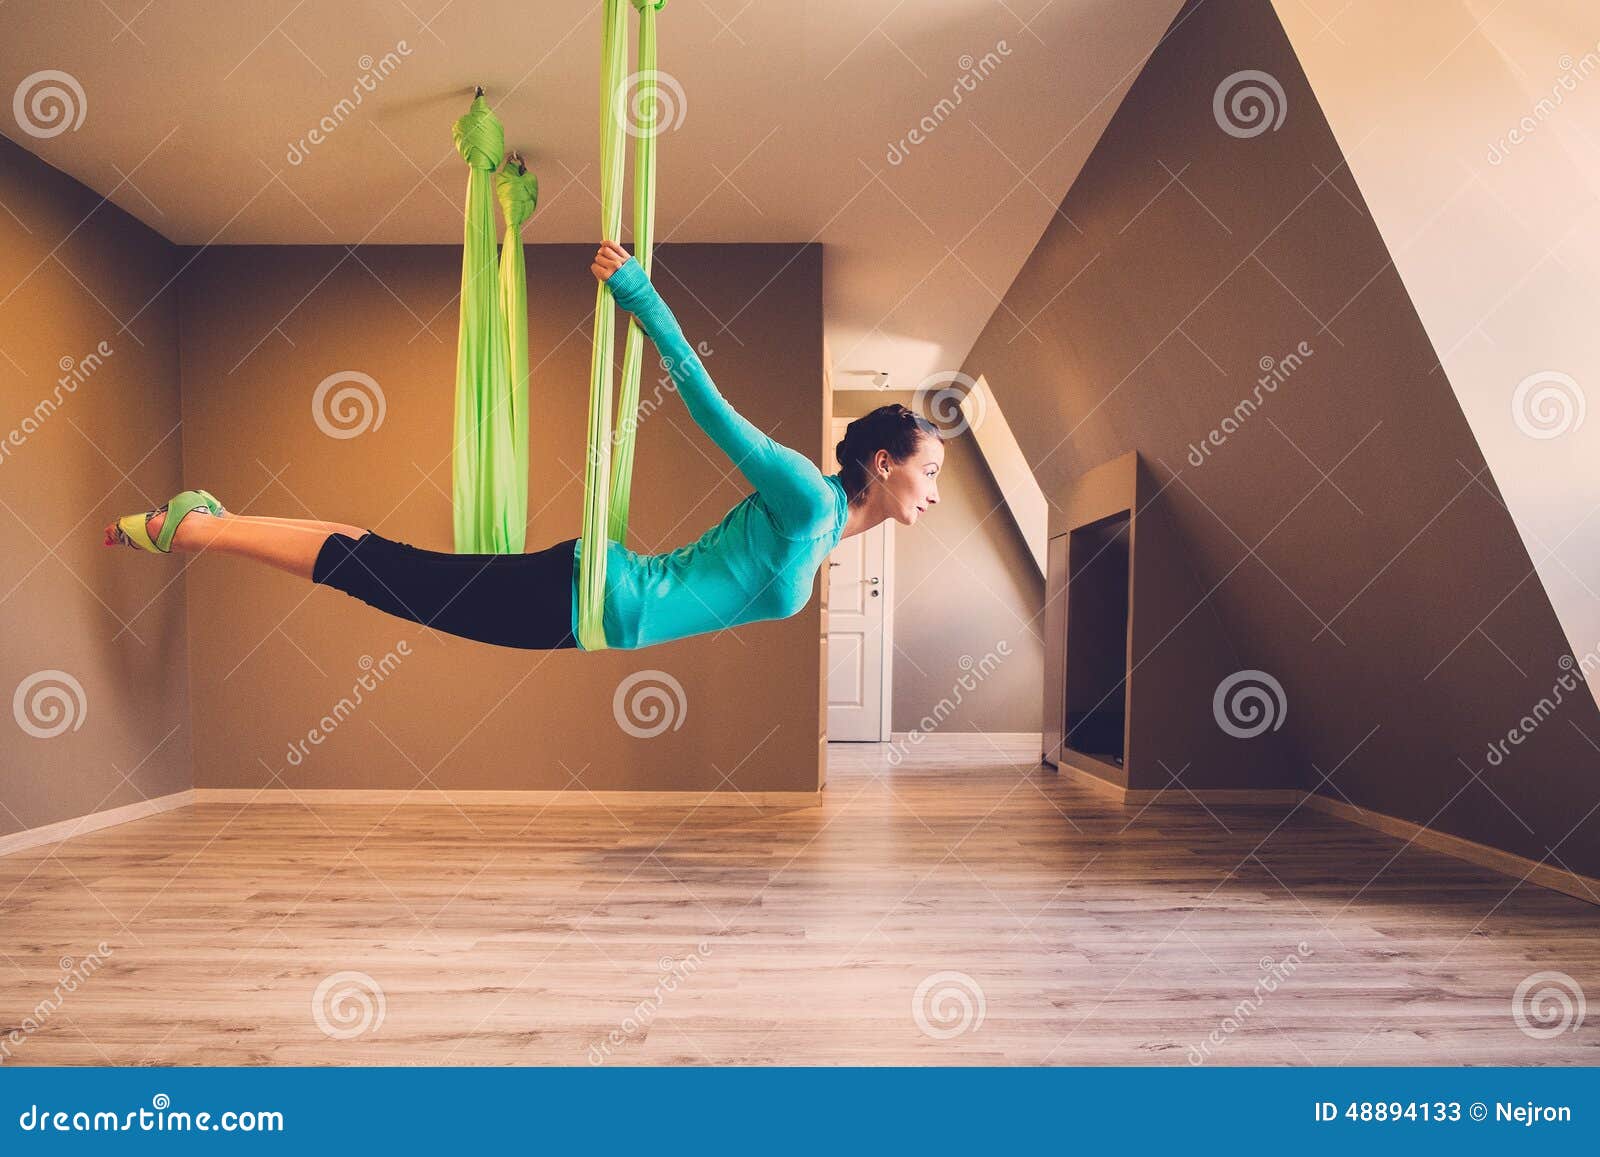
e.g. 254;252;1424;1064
568;256;848;650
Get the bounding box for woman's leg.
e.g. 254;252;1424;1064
107;507;580;649
123;511;367;581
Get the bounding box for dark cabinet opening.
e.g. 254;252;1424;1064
1063;510;1131;766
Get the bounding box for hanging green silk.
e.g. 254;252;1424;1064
608;0;663;542
577;0;666;651
451;95;518;554
495;162;539;553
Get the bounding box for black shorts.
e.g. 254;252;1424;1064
311;531;580;651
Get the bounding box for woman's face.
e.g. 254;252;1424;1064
874;433;944;526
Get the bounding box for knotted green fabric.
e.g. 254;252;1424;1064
577;0;666;651
451;95;520;554
495;163;539;552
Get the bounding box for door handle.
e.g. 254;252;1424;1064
865;577;880;585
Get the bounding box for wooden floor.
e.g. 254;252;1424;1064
1;735;1595;1066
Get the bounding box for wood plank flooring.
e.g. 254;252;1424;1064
1;735;1595;1065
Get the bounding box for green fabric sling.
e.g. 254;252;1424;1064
577;0;666;651
496;159;539;552
447;2;664;643
451;94;521;554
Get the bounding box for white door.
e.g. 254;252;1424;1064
826;419;893;741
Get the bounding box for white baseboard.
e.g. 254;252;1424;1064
0;790;194;858
1051;762;1599;907
192;788;821;808
1302;793;1600;907
879;731;1042;745
0;787;820;857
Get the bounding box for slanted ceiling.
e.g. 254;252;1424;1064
961;0;1600;878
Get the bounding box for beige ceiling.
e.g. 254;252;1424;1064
2;0;1184;394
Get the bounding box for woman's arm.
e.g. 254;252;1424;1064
593;243;829;536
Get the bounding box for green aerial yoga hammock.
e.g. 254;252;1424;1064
576;0;666;652
496;157;539;552
448;1;664;648
451;94;521;554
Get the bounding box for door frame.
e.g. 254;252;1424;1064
830;417;894;741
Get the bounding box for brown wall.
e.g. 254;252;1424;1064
833;389;1042;734
961;0;1600;874
178;243;827;793
0;135;191;837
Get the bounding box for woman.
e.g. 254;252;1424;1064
105;241;944;651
